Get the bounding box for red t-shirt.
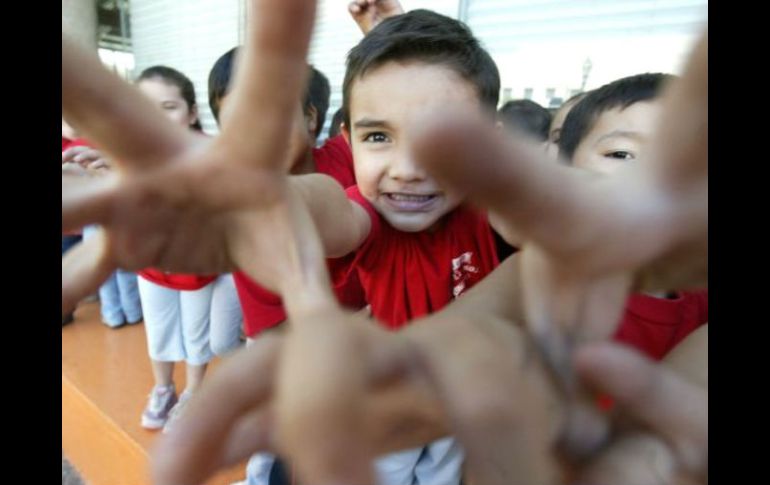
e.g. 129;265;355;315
62;137;91;152
137;270;217;291
342;186;499;330
595;289;708;411
233;135;365;336
312;134;357;188
614;290;708;360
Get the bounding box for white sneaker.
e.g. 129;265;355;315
141;385;177;430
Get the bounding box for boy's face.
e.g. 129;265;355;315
572;100;662;175
345;61;479;232
138;79;198;129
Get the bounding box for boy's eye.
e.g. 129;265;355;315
162;103;178;111
363;132;390;143
604;150;634;160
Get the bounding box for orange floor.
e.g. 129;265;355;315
62;301;247;485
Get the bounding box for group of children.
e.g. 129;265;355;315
62;1;707;484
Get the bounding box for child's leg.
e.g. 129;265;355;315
116;269;143;323
83;224;126;327
209;274;244;356
144;358;178;430
138;277;186;366
160;285;215;433
179;284;215;393
98;273;126;327
151;360;175;387
61;234;82;325
138;277;186;429
413;437;464;485
185;363;208;393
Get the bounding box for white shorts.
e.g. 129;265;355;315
209;274;244;356
138;277;214;366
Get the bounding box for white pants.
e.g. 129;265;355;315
209;274;244;356
374;437;463;485
138;277;214;365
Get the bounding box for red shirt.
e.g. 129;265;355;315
614;290;708;360
233;135;365;336
595;289;708;411
342;186;499;329
62;137;90;152
137;270;217;291
312;134;357;188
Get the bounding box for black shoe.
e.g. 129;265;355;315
62;313;74;326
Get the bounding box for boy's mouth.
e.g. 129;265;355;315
382;192;440;211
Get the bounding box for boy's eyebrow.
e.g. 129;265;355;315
353;118;392;129
595;130;643;144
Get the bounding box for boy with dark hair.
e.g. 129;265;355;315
268;8;502;484
327;7;501;323
498;99;552;142
557;72;707;362
559;73;672;168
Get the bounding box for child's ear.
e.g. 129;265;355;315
305;105;318;137
190;104;200;127
341;121;351;146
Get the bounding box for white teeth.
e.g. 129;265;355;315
388;193;433;202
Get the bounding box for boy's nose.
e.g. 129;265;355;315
388;155;427;182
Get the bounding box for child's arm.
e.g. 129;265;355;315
348;0;404;35
290;174;371;257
